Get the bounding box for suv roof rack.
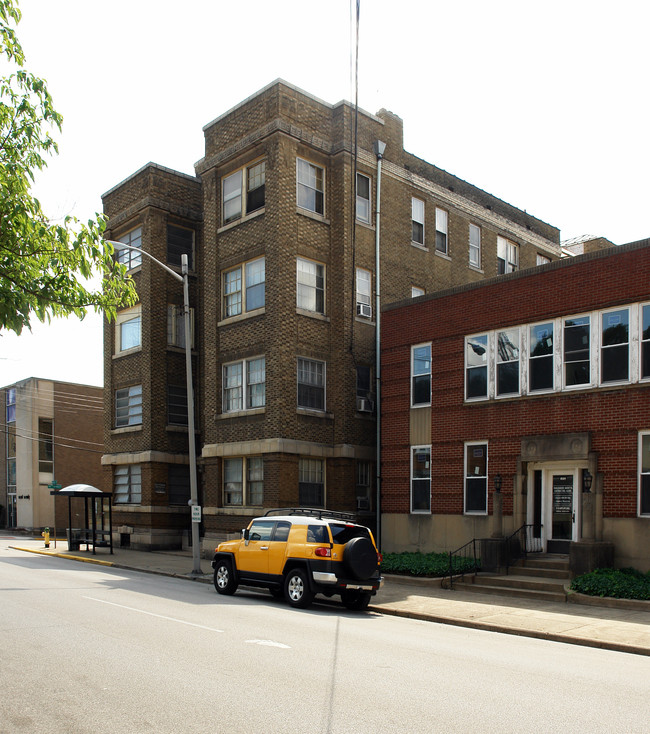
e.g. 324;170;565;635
264;507;358;522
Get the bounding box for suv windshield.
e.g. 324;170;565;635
328;523;371;544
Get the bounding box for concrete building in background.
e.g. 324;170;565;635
0;378;104;530
101;80;568;553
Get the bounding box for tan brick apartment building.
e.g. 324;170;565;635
101;80;563;553
1;378;103;530
381;240;650;573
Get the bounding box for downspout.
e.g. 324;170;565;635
373;140;386;549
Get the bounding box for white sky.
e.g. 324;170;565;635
1;0;648;388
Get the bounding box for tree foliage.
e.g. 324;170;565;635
0;0;136;334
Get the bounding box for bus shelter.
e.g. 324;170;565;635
50;484;113;555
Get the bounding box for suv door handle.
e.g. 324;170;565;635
260;546;269;550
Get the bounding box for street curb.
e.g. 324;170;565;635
10;546;115;567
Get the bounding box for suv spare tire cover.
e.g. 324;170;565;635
343;536;377;580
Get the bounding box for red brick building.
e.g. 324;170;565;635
381;239;650;572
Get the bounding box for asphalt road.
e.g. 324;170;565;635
1;541;649;734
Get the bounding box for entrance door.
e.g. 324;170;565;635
547;473;575;554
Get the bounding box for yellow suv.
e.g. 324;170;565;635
211;508;383;610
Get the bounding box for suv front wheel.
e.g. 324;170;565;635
284;568;314;609
213;558;238;595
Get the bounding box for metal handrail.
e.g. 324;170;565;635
447;538;480;590
504;523;543;574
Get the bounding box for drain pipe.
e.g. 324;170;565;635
373;140;386;549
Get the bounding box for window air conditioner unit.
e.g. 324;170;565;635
356;302;372;318
356;496;370;511
357;397;374;413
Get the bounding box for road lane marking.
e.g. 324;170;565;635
245;639;291;649
83;596;224;633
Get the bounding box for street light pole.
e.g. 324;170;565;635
107;240;202;574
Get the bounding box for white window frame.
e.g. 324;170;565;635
435;208;448;255
410;445;431;514
496;328;520;397
356;172;371;223
464;442;488;515
115;305;142;353
356;268;372;318
411;286;425;298
563;314;592;389
114;465;142;504
299;457;325;507
497;236;518;274
641;303;650;381
411;343;432;407
600;307;630;385
222;159;266;225
115;385;142;428
223;356;266;413
639;432;650;517
297;357;326;411
224;456;264;507
411;197;425;246
116;227;142;270
528;321;554;393
297;257;325;314
465;333;489;401
223;257;265;319
296;158;324;215
469;224;481;268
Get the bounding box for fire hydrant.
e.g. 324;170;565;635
42;527;50;548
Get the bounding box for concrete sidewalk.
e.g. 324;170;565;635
8;536;650;657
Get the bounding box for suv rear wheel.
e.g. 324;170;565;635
284;568;314;609
213;558;238;595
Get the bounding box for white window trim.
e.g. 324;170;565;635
223;356;266;414
528;320;555;394
600;306;632;386
223;456;264;507
496;327;521;398
469;223;481;269
411;286;425;299
464;441;488;516
497;236;519;274
411;342;432;407
639;432;650;517
115;304;142;354
465;333;490;401
411;197;425;246
297;357;326;412
296;257;325;315
435;207;448;255
356;267;372;318
221;158;266;226
222;256;266;320
410;444;431;514
296;157;325;216
116;227;142;271
641;302;650;382
356;172;371;224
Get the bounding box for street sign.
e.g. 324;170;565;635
48;481;62;490
191;505;202;523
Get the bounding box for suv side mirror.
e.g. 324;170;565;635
242;528;249;541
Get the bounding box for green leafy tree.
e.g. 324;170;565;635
0;0;136;334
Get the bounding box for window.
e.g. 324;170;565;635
116;305;141;353
564;316;590;387
224;257;265;318
223;357;266;412
167;385;188;426
601;308;629;383
6;422;15;489
411;446;431;513
465;443;487;514
356;365;373;412
114;465;142;503
356;173;371;223
496;329;520;396
116;227;142;270
224;456;264;506
643;305;650;380
466;334;488;399
435;208;448;254
497;236;518;274
168;465;191;505
537;253;551;266
6;387;16;423
167;305;195;348
411;286;425;298
357;461;372;505
297;257;324;314
38;418;53;474
639;433;650;516
411;344;431;406
412;197;424;245
296;158;324;214
167;224;193;269
297;358;325;411
299;458;324;507
115;385;142;427
469;224;481;268
222;160;266;224
529;322;554;392
356;268;371;318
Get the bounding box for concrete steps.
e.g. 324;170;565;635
453;554;570;603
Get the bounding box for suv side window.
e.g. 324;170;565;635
329;523;370;544
306;524;329;543
273;521;291;542
248;520;275;541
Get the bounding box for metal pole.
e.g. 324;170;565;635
107;240;201;574
182;253;202;574
373;140;386;550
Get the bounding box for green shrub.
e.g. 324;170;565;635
570;567;650;600
382;551;478;577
